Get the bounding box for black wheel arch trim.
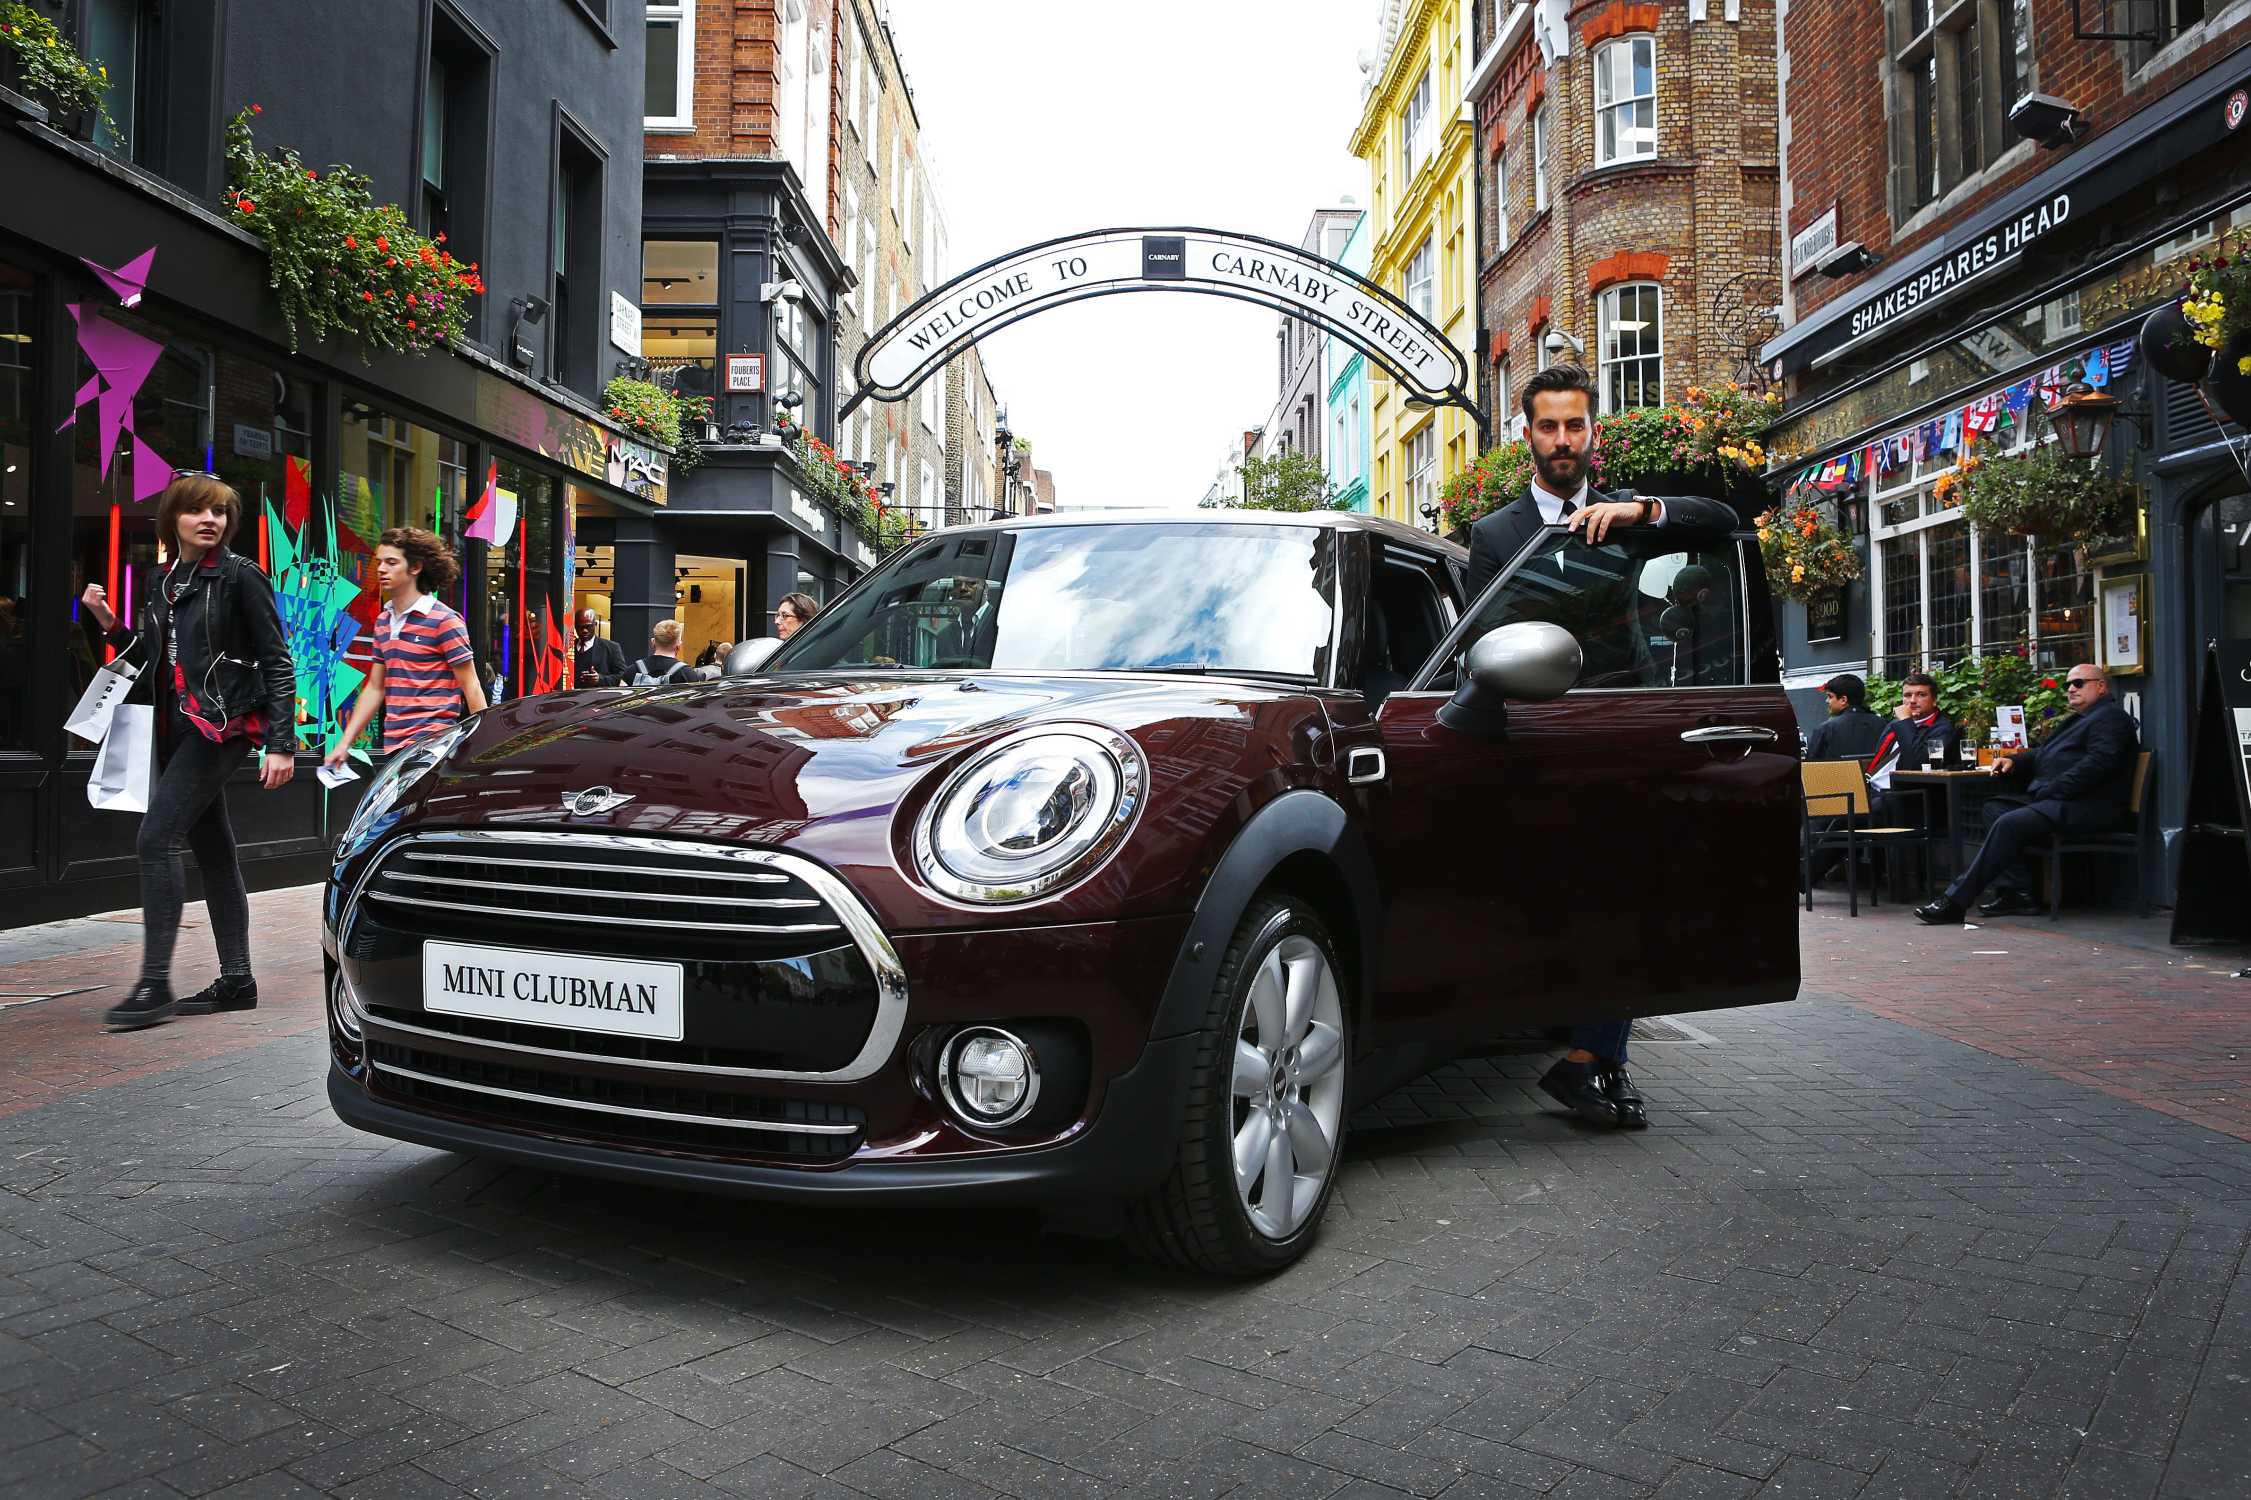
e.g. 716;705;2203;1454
1150;788;1381;1041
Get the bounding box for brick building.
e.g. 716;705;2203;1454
638;0;863;642
1469;0;1782;444
1763;0;2251;905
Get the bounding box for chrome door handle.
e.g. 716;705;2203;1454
1680;725;1780;746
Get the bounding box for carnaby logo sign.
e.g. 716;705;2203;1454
851;227;1471;412
1846;193;2073;341
2227;88;2248;132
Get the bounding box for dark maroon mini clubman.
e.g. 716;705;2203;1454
325;510;1800;1273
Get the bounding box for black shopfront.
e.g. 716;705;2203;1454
1;85;659;928
620;156;865;661
1761;46;2251;909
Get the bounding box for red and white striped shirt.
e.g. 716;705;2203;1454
374;594;473;753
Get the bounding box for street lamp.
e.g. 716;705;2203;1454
2049;381;2120;461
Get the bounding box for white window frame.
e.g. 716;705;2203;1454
1495;357;1515;439
1531;104;1549;212
1405;420;1437;531
1593;34;1657;166
1494;149;1511;253
1406;235;1435;320
920;459;937;526
645;2;695;132
841;181;858;282
1597;282;1664;412
842;21;859;139
1402;67;1434;182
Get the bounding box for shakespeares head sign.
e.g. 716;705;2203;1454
851;227;1471;413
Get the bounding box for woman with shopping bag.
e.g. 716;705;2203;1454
78;474;298;1031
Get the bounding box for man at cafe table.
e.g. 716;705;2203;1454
1807;671;1953;885
1916;665;2140;924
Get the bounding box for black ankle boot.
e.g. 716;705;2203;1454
103;979;176;1031
177;974;258;1015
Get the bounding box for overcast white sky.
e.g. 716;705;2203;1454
881;0;1378;510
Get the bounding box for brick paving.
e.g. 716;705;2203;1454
0;886;2245;1499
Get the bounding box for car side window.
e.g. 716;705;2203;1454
1426;531;1745;691
1363;552;1451;700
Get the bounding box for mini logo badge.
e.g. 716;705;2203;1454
563;786;634;817
2227;89;2248;133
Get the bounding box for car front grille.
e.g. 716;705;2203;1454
358;830;850;962
366;1039;865;1160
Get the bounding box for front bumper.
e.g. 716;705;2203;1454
327;1029;1196;1201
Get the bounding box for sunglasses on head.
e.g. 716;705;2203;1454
171;468;222;480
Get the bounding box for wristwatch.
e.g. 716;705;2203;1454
1637;499;1658;524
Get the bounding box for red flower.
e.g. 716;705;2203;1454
435;232;447;243
343;234;357;249
250;103;262;114
235;197;255;213
362;291;375;303
406;319;417;331
2042;677;2058;689
305;169;318;180
374;234;390;254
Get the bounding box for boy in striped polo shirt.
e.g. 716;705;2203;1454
326;528;488;767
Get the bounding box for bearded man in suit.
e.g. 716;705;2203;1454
1461;362;1738;1129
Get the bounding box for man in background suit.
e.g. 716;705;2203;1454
572;608;629;688
1807;672;1886;762
1917;665;2139;923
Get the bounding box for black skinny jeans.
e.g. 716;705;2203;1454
137;723;254;987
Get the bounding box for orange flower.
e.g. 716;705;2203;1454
343;234;357;249
362;291;375;303
374;234;390;253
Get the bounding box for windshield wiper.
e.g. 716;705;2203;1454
1123;665;1314;684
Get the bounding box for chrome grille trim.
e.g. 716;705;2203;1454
342;829;911;1083
361;891;840;935
359;1006;852;1079
400;851;789;884
369;1059;863;1134
377;869;825;910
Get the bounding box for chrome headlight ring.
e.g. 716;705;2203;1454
911;723;1146;905
336;719;475;859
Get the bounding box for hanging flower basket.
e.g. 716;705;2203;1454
222;105;482;357
1437;439;1535;534
1952;443;2127;541
2183;253;2251;426
1590;383;1782;510
602;378;710;475
1756;502;1862;605
0;5;113;138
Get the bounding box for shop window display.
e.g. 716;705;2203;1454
0;262;31;751
68;308;312;744
487;460;560;698
337;403;470;747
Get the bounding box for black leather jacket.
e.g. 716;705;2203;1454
102;547;299;755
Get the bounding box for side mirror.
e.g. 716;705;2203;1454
1436;622;1581;736
724;637;784;676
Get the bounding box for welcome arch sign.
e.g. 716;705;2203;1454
841;227;1478;431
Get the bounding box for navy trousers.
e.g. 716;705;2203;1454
1570;1019;1632;1065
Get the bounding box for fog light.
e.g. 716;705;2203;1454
329;971;364;1052
939;1026;1040;1128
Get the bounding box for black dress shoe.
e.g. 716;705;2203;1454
103;980;176;1032
1978;891;2043;917
1593;1067;1649;1129
1914;899;1966;926
177;975;258;1015
1540;1058;1626;1128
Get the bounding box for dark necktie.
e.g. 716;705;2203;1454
1558;496;1578;520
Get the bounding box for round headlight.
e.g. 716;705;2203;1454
939;1026;1041;1127
912;725;1144;904
336;719;474;859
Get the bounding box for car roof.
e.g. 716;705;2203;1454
918;508;1469;560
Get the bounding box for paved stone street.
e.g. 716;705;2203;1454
2;888;2247;1500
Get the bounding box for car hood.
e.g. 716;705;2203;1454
402;672;1324;927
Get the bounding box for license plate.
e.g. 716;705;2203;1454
422;940;685;1042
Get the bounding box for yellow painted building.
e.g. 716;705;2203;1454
1349;0;1479;531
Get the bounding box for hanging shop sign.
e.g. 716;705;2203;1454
609;292;642;357
1788;202;1839;282
1841;194;2073;344
725;352;765;393
846;227;1473;422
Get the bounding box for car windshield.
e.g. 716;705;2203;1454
772;522;1336;681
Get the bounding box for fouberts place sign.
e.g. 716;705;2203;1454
1844;193;2074;341
848;228;1471;414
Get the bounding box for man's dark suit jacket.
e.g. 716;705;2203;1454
1464;487;1740;601
2004;697;2139;830
1868;711;1956;777
1807;705;1886;763
574;634;629;688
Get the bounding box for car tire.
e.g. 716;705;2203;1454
1128;896;1350;1276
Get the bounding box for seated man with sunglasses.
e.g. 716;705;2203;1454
1916;665;2139;924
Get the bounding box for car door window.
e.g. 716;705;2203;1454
1363;552;1451;700
1417;530;1744;691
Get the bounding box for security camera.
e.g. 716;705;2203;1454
2008;93;2083;148
760;278;807;304
1816;241;1882;278
1541;329;1584;360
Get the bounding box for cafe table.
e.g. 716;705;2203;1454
1889;767;2001;883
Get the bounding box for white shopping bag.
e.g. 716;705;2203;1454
64;656;141;744
87;704;153;814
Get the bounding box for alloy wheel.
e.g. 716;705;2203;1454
1229;934;1346;1240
